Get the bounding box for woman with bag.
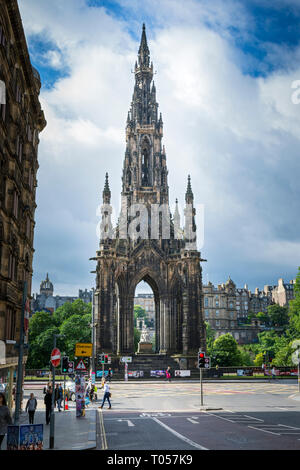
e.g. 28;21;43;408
0;392;12;449
25;393;37;424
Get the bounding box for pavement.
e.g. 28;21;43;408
2;401;96;450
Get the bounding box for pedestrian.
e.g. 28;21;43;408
44;387;52;425
271;366;276;380
89;384;95;402
94;384;98;401
55;384;63;412
166;366;172;383
25;393;37;424
107;368;112;382
99;380;111;409
0;392;12;450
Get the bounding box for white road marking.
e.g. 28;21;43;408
117;419;135;427
244;415;264;422
152;417;208;450
278;424;300;430
187;418;199;424
248;426;280;436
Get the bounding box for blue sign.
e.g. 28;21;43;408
7;424;43;450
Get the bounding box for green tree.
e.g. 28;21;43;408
27;325;60;369
267;304;289;328
59;313;92;360
134;305;151;327
205;322;215;356
254;352;264;367
211;334;242;367
53;299;91;324
256;311;270;326
288;267;300;339
28;311;57;339
238;347;253;366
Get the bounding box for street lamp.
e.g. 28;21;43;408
49;333;63;449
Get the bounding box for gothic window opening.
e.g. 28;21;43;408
141;145;150;186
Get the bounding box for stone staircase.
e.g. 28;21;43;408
111;354;198;380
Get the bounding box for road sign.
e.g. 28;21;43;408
121;356;132;363
75;343;92;357
75;359;87;371
51;348;61;368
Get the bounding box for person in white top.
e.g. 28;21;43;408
99;380;111;409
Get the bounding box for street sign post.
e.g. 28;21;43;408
75;343;92;357
121;356;132;363
51;348;61;368
197;350;210;407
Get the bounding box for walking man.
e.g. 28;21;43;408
25;393;37;424
44;387;52;425
56;384;63;412
99;380;111;409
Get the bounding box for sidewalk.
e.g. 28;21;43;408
3;408;96;450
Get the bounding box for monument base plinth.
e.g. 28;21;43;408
137;342;153;354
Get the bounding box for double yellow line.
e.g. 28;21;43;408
98;409;108;450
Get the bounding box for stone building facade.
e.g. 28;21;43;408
203;278;260;344
134;293;155;322
271;278;295;307
31;273;93;314
92;25;206;357
0;0;46;391
203;276;296;344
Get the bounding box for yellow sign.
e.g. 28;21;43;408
75;343;92;357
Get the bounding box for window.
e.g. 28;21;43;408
16;135;23;162
9;237;18;282
26;216;31;239
204;297;208;307
205;310;209;318
216;320;220;327
229;301;233;308
0;23;7;49
13;190;19;218
215;300;219;307
215;310;219;317
5;307;16;340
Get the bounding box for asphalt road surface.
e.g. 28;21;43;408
23;380;300;450
94;381;300;450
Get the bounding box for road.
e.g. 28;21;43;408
94;381;300;450
23;380;300;450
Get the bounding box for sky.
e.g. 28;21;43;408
17;0;300;296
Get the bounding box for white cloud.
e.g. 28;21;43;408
17;0;300;295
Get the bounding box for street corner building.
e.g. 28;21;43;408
91;25;206;361
0;0;46;392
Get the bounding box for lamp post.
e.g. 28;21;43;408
49;333;61;449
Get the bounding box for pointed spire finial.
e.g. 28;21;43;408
138;23;150;67
185;174;194;203
103;172;111;203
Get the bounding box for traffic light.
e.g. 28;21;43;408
61;356;69;374
98;353;105;365
104;354;109;364
198;351;205;368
